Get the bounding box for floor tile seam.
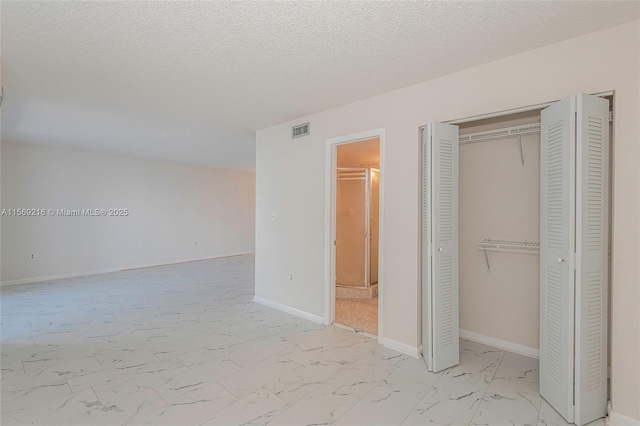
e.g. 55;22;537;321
343;355;410;404
64;376;74;397
83;386;101;411
303;350;361;373
268;381;357;426
278;360;344;388
92;353;105;368
291;337;360;366
9;386;100;425
327;392;366;425
90;385;106;406
70;357;160;395
397;366;447;426
215;377;251;401
254;384;303;422
302;326;359;348
194;386;272;426
535;391;544;425
148;384;172;410
467;350;507;426
333;356;418;425
250;386;292;421
216;353;251;372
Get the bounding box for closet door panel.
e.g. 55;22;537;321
540;96;576;423
421;127;434;370
432;123;459;372
575;94;609;426
422;122;459;373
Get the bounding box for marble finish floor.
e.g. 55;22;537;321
1;254;605;425
335;297;378;335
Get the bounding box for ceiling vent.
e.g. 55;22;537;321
292;122;310;139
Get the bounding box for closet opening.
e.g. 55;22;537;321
456;96;612;384
457;108;545;357
324;128;385;341
421;93;613;425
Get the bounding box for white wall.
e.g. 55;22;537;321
1;141;255;283
255;21;640;420
459;115;541;351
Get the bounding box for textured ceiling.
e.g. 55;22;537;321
2;1;639;170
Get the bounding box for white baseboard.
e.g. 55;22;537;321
253;297;419;359
0;252;255;287
608;412;640;425
1;266;127;287
460;329;539;359
252;296;325;325
380;337;421;359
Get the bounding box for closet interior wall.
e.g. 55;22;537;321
458;111;542;351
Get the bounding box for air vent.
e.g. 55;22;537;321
292;122;310;139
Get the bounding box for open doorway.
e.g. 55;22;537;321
324;128;387;338
333;138;380;335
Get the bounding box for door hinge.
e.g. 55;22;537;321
609;111;613;122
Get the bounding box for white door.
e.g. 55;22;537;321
574;93;609;426
540;94;609;425
421;122;459;373
540;95;576;423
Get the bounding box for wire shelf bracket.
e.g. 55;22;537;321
477;238;540;272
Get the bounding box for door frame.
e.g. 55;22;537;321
441;90;614;125
324;128;385;342
419;91;614;349
418;90;613;423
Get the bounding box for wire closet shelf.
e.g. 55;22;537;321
478;238;540;254
459;123;541;167
477;238;540;272
458;124;541;145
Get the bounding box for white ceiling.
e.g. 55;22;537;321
2;2;639;170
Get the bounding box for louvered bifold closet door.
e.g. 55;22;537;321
540;96;576;423
421;126;435;371
574;94;609;426
421;122;459;373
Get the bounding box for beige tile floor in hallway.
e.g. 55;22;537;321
1;254;605;425
335;297;378;335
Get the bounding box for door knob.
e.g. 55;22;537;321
438;248;443;252
557;258;565;263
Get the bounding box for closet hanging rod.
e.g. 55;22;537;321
459;123;540;145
